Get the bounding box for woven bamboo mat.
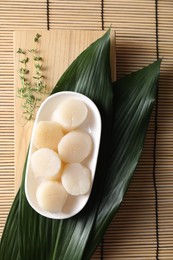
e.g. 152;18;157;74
0;1;173;259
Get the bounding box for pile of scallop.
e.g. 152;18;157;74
30;98;93;214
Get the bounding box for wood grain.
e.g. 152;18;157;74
14;29;116;192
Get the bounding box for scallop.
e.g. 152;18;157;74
52;98;88;131
33;121;64;151
58;130;92;163
61;163;91;195
31;148;61;180
36;181;68;213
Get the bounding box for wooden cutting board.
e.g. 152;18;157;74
14;29;116;193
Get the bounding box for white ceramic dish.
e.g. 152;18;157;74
25;91;101;219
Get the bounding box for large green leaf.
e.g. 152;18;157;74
83;59;161;259
0;29;113;260
0;28;161;260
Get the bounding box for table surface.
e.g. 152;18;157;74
0;1;173;259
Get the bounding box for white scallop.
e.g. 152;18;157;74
52;98;88;131
62;163;91;196
31;148;61;180
58;130;92;163
33;121;64;151
36;181;68;213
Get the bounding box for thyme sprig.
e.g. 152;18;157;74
17;33;49;123
17;48;25;54
34;33;42;42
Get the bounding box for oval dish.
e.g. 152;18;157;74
25;91;101;219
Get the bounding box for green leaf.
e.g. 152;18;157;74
0;27;161;260
83;59;161;259
0;191;19;259
0;29;113;260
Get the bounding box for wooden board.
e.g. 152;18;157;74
14;29;116;193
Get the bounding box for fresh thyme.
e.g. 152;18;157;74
34;33;42;42
17;33;49;123
17;48;25;54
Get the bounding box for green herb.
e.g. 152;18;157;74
16;48;25;54
33;56;42;61
17;33;49;123
19;57;29;64
34;33;42;42
28;48;37;53
0;30;161;259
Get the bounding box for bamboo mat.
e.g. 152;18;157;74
0;0;173;259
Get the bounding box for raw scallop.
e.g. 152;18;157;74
33;121;64;151
36;181;68;213
31;148;61;180
52;98;88;131
58;130;92;163
61;163;91;195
